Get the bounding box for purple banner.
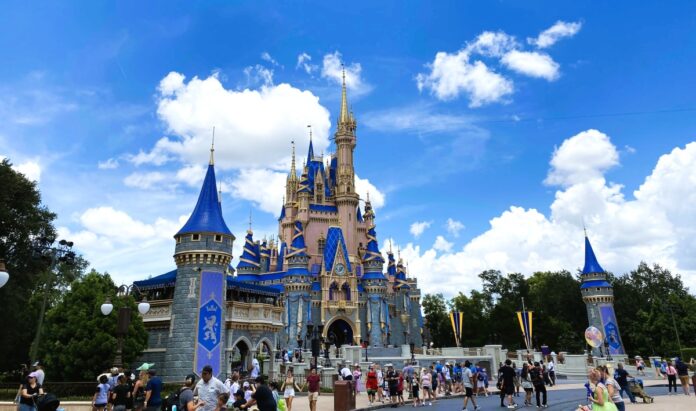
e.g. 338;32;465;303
599;305;625;355
195;271;224;377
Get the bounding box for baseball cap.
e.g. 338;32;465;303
243;381;250;388
28;372;38;379
32;361;41;367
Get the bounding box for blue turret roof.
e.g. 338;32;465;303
306;138;315;164
387;252;397;277
357;207;364;223
395;260;410;289
177;164;232;236
362;224;386;281
324;227;352;273
278;205;286;221
237;230;261;269
582;235;605;274
287;221;308;258
276;242;286;271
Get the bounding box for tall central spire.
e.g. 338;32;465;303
209;126;216;165
339;65;349;125
290;140;297;180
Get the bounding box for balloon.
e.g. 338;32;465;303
584;326;604;348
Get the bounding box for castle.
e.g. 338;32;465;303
133;72;424;380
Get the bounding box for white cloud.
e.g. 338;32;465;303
467;31;518;57
123;171;168;189
321;51;371;95
229;168;287;214
12;159;42;182
446;218;465;237
528;21;582;49
363;104;478;134
260;52;279;66
401;132;696;296
243;65;274;87
98;158;119;169
409;221;432;238
433;235;453;253
355;174;385;210
296;52;318;75
416;49;513;106
501;50;560;81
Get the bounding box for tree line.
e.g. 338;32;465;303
422;266;696;358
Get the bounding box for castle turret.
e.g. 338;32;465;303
236;230;261;280
580;233;626;356
166;143;234;379
361;222;387;345
284;221;311;345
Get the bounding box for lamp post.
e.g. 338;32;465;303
409;342;415;364
364;338;369;362
0;260;9;289
296;335;304;363
307;321;324;369
663;301;684;360
324;336;333;367
101;284;150;369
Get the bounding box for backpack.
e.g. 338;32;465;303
530;368;543;385
164;387;190;411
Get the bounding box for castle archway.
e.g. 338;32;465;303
324;317;354;347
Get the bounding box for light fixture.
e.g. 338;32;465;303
138;299;151;315
101;299;114;316
0;260;9;289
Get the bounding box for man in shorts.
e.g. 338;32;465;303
304;367;321;411
499;359;517;409
462;360;480;411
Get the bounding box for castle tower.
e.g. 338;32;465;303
235;230;261;280
284;221;311;345
580;233;626;356
334;68;359;256
361;222;387;346
166;145;234;379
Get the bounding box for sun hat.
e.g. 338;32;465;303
28;372;38;379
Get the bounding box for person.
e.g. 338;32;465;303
635;357;646;376
429;365;438;400
226;374;240;408
675;357;691;396
195;365;229;411
340;363;353;381
132;370;148;411
231;390;246;410
249;358;260;379
443;363;452;396
19;372;44;411
520;363;534;407
366;365;378;405
513;362;521;397
242;382;253;403
353;365;363;394
531;361;547;408
660;359;668;378
179;374;203;411
411;367;421;407
461;360;479;411
402;362;413;399
547;359;556;386
268;381;280;408
93;374;111;411
587;369;618;411
376;364;385;403
111;375;131;411
600;366;624;411
453;362;463;394
499;359;517;409
397;371;405;406
613;363;636;404
476;366;488;397
653;358;663;378
304;367;321;411
281;368;300;411
386;364;399;408
421;366;433;406
144;369;163;411
31;362;45;386
214;393;229;411
240;376;276;411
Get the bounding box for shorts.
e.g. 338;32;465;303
367;389;376;396
308;391;319;401
113;405;126;411
465;387;474;397
412;388;419;397
679;375;689;385
284;388;296;398
503;385;515;395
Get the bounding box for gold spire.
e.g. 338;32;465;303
289;140;296;180
209;126;216;165
338;64;349;125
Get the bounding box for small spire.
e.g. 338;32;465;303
218;183;222;204
248;209;253;231
339;64;349;125
290;140;296;179
366;191;371;203
209;126;216;165
389;239;393;253
306;125;314;163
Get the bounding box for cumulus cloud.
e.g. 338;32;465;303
123;171;168;189
446;218;465;237
98;158;119;169
501;50;559;81
12;159;42;182
296;52;318;75
261;52;279;66
321;51;371;95
399;131;696;296
355;175;386;210
433;235;453;253
243;65;274;87
528;21;583;49
410;221;432;238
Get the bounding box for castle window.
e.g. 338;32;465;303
192;234;201;241
214;234;223;242
342;283;351;301
318;237;326;254
176;236;181;244
329;282;339;301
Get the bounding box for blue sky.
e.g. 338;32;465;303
2;1;696;295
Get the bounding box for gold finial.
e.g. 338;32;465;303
248;209;253;231
290;140;296;179
218;183;222;204
389;239;393;254
307;124;313;141
209;126;216;165
366;191;371;203
339;63;349;125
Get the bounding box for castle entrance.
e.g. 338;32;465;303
326;319;353;347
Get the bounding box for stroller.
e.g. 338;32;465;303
627;378;653;403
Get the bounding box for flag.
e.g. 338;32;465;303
516;310;533;350
449;311;464;347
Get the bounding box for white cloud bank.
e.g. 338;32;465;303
399;130;696;296
410;221;432;238
528;21;583;49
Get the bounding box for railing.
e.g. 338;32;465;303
325;300;357;310
226;301;284;326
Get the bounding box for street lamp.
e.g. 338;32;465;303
364;338;369;362
409;342;415;364
0;260;9;288
101;283;150;369
307;321;324;369
324;335;333;367
296;335;304;363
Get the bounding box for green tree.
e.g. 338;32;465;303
0;159;57;371
40;270;148;380
479;270;529;347
422;293;454;347
450;289;489;347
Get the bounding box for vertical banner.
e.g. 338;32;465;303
195;271;224;377
516;310;533;351
449;311;463;347
599;305;625;355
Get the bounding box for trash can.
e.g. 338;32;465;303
334;380;355;411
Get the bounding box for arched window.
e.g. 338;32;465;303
342;283;351;301
329;282;339;301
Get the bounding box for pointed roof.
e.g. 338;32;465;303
324;226;352;273
177;164;232;236
278;204;286;221
306;135;315;164
582;234;606;274
387;251;397;278
287;221;308;258
276;242;286;271
363;224;384;264
339;66;349;125
356;206;364;223
237;230;261;269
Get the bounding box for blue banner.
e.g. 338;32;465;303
195;271;224;376
599;305;625;355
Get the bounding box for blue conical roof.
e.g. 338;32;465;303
278;205;286;221
582;235;605;274
357;207;364;223
363;226;384;264
276;242;286;271
177;164;232;236
387;251;397;277
287;221;308;258
237;230;261;269
306;138;315;164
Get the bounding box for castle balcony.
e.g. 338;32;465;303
225;300;285;330
141;300;172;324
325;300;358;312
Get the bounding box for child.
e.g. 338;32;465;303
411;371;421;407
214;393;229;411
243;381;254;402
398;371;405;405
231;389;246;410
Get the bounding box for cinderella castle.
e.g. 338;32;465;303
132;72;424;380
